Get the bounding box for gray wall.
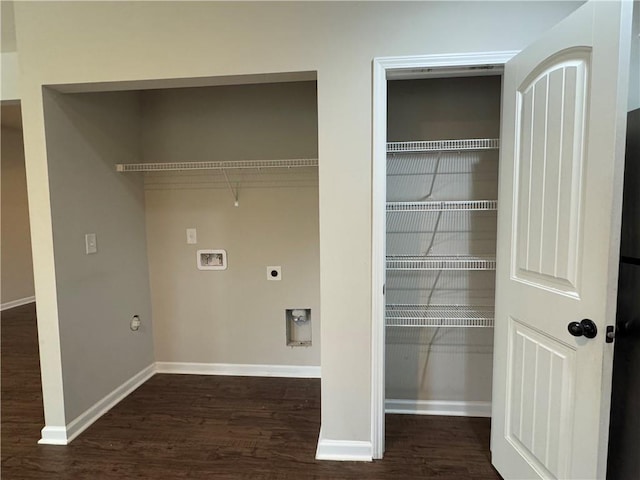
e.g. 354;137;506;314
386;76;501;404
141;82;320;366
43;90;154;421
1;109;35;305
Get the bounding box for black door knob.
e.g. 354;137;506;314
568;319;598;339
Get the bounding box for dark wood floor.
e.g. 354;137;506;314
2;303;501;479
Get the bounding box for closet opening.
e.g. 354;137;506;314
39;72;321;441
385;74;501;422
371;54;514;459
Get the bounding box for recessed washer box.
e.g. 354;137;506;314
286;308;311;346
197;249;227;270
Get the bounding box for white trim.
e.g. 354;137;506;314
38;363;156;445
371;56;388;460
385;399;492;418
315;428;373;462
38;426;68;445
1;296;36;311
380;51;518;76
155;362;321;378
370;51;518;461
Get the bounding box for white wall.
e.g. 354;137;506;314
14;1;583;445
42;89;154;422
141;82;320;366
1;114;35;306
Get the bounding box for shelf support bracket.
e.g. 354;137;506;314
222;169;239;207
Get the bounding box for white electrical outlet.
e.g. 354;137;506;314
85;233;97;254
267;266;282;281
186;228;197;244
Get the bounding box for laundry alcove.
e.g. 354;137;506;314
41;73;320;431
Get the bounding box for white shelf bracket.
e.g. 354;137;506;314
222;169;239;207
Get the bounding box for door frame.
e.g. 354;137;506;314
370;51;518;459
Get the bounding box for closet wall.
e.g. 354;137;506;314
141;81;320;365
42;89;154;422
385;77;501;406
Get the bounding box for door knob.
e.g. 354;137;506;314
568;319;598;339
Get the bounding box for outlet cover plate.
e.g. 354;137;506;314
186;228;197;244
267;266;282;281
85;233;97;254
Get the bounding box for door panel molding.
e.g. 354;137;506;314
505;317;576;479
513;48;591;299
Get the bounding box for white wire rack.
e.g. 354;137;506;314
387;138;499;154
116;158;318;172
386;255;496;270
386;200;498;212
385;304;494;328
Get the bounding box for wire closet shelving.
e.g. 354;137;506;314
387;138;499;154
386;255;496;271
115;158;318;172
386;200;498;212
385;138;499;329
385;304;495;328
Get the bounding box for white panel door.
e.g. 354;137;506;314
492;1;632;479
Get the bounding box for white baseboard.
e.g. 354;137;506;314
38;363;156;445
38;362;319;446
38;426;68;445
315;428;373;462
385;399;491;417
1;295;35;311
155;362;321;378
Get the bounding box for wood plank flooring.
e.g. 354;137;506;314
1;303;501;479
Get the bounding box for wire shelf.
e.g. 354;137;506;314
116;158;318;172
386;255;496;270
386;200;498;212
387;138;499;153
385;304;494;328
